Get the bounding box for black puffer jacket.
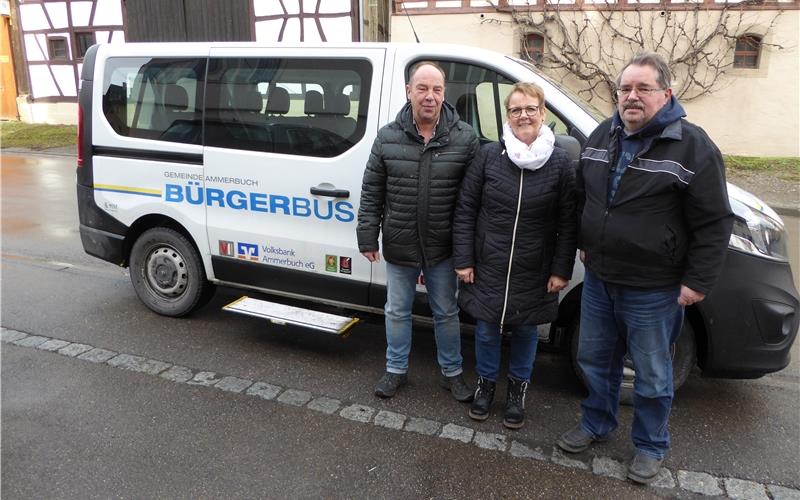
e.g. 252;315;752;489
453;142;577;326
357;101;479;267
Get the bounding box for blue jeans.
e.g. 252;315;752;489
474;320;538;382
577;271;684;459
384;258;463;377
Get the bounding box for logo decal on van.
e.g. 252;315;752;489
219;240;234;257
237;242;259;261
325;255;338;272
164;182;354;223
339;256;352;275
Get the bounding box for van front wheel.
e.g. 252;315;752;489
129;227;215;317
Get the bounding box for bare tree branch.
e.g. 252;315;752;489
492;1;786;103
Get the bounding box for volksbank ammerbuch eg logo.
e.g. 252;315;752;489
165;181;354;222
220;240;311;269
237;242;259;261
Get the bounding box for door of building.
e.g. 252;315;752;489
0;15;18;119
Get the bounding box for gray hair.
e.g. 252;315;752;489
616;52;672;90
408;61;446;85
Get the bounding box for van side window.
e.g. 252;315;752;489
205;57;372;158
494;82;569;135
421;61;513;143
424;60;570;142
102;58;206;145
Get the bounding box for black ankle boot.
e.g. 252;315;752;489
503;377;528;429
468;376;495;421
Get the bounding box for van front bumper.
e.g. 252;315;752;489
697;249;799;378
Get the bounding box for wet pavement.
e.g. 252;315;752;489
2;151;799;498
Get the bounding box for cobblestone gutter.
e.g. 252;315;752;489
3;326;799;499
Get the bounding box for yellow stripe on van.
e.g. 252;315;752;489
94;184;163;197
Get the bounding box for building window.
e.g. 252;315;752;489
734;35;761;69
48;37;68;61
75;32;95;59
522;33;545;65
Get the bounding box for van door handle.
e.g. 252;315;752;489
310;185;350;198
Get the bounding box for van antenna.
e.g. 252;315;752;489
403;4;421;43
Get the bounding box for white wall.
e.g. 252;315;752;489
391;10;800;157
17;97;78;125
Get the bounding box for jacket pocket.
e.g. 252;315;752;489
663;225;677;262
476;233;487;263
663;224;688;264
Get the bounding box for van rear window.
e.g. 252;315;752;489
102;57;206;145
204;57;372;158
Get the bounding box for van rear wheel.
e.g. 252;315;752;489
568;317;696;405
129;227;215;317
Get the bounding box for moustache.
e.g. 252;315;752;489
624;102;644;111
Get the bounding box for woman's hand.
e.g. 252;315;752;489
547;275;569;294
455;267;474;284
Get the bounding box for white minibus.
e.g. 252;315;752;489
77;42;798;393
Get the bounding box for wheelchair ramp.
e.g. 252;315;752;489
223;296;359;336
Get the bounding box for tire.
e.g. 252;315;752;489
569;317;696;405
129;227;215;317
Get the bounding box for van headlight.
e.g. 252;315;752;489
727;183;789;261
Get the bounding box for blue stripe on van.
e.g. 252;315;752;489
94;184;163;197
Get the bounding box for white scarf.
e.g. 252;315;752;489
502;122;555;171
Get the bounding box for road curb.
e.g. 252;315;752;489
2;146;76;157
774;205;800;217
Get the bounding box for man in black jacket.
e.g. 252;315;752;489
356;61;479;400
557;53;734;484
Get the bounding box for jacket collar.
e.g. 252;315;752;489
397;101;458;145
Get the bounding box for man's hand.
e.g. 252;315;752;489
579;250;586;263
678;285;705;306
361;251;380;263
547;275;569;294
456;267;474;284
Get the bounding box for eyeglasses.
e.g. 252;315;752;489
508;106;540;118
616;86;665;97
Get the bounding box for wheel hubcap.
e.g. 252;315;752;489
144;245;187;298
621;345;677;389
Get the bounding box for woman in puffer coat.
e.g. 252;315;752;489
453;82;577;429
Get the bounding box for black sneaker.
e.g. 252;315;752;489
374;372;408;398
439;373;474;402
468;376;495;421
557;423;608;453
627;452;664;484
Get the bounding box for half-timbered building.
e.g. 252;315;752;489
11;0;388;123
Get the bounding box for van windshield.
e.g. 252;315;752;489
508;57;607;123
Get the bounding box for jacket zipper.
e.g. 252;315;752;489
601;130;659;271
500;168;524;330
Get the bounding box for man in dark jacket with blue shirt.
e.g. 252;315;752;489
557;53;734;484
357;61;479;401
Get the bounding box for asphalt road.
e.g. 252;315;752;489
2;152;799;498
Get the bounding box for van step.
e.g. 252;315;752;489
222;296;360;336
